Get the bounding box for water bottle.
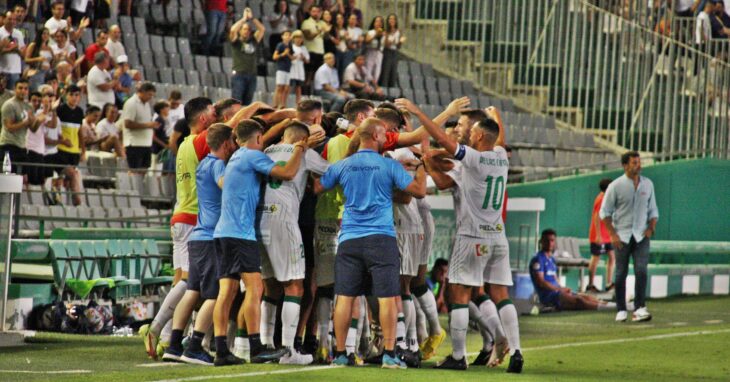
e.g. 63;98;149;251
2;152;11;174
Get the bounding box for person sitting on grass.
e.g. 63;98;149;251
529;229;616;312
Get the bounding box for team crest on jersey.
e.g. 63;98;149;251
496;224;503;232
476;244;489;256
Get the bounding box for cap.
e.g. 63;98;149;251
117;54;128;64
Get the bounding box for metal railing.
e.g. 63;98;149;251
362;0;730;160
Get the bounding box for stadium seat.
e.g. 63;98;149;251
133;17;147;35
153;51;167;67
194;55;208;72
186;70;201;86
164;36;178;53
178;38;191;55
172;68;187;84
181;54;194;71
119;16;133;33
208;56;222;73
167;53;182;69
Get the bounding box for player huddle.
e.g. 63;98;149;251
137;94;523;373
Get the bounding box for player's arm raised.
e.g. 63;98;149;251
395;98;464;155
270;140;308;181
396;97;470;147
485;106;505;147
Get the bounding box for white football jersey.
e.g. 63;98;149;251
261;144;330;221
388;148;424;234
447;144;509;237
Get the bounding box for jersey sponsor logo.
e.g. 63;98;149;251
475;244;489;256
346;165;381;172
317;225;338;235
176;171;192;183
478;223;503;233
532;261;541;271
259;203;280;214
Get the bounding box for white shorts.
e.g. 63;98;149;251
448;234;512;287
398;232;424;277
314;220;339;287
419;212;435;266
276;71;291;86
171;223;194;272
260;218;305;282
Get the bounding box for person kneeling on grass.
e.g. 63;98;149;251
529;229;616;312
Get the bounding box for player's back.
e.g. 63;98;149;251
172;131;210;224
191;154;225;241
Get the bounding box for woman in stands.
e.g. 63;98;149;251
364;15;385;85
332;13;348;79
322;9;336;55
344;14;363;75
267;0;296;57
289;30;309;105
24;28;53;91
379;14;405;88
50;30;77;68
95;103;125;158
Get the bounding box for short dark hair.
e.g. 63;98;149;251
30;91;41;98
14;79;29;87
285;120;311;138
206;123;233;150
13;3;26;10
344;99;374;122
621;151;640;165
444;120;458;129
138;82;156;93
96;29;108;38
235;119;264;142
374;108;402;129
321;111;343;137
66;84;81;94
184;97;213;122
85;105;100;116
214;98;241;119
433;258;448;268
475;118;500;139
154;100;170;114
52;1;64;9
297;99;323;113
599;178;612;192
461;108;487;125
169;90;182;101
540;229;557;251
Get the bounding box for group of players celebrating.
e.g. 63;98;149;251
137;93;523;373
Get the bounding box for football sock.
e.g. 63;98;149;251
215;335;229;357
413;297;428;344
248;333;263;355
151;280;187;336
260;296;278;346
345;318;358;355
316;295;333;351
281;296;302;348
468;301;493;349
414;284;441;336
497;299;521;355
402;295;418;352
169;329;184;352
449;304;469;360
188;330;205;352
396;312;406;350
479;297;505;348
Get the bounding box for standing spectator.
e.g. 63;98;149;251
314;53;351;112
676;0;701;17
272;30;293;109
289;30;309;105
44;1;69;36
54;84;84;205
0;80;40;176
83;29;109;75
379;14;405;88
332;13;348;79
203;0;227;55
0;74;11;121
121;81;158;171
166;90;184;135
322;10;336;54
228;8;265;106
31;85;59;185
95;102;124;157
301;5;327;87
320;0;345;14
152;100;170;159
696;1;714;46
94;0;112;29
343;14;363;76
13;4;29;41
587;178;615;293
105;25;125;63
112;54;132;107
24;28;54;91
86;52;117;109
343;53;385;100
50;30;77;66
50;61;73;97
40;85;66;186
364;16;385;85
600;151;659;323
344;0;363;27
0;12;26;89
69;0;91;26
80;104;101;151
295;0;314;28
267;0;296;56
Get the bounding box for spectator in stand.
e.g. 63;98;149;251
587;178;615;293
289;30;309;105
267;0;296;56
112;54;132;107
0;79;40;176
152;100;170;160
39;85;66;188
0;11;26;89
345;0;363;26
343;14;363;76
710;0;730;37
87;52;117;109
29;91;41;111
50;61;73;97
301;5;328;88
272;30;293;109
0;74;10;121
95;102;124;157
13;3;29;41
168;118;188;158
31;85;59;185
364;16;385;85
53;83;84;205
69;0;91;26
322;10;336;54
321;0;345;14
379;14;405;88
314;52;351;112
166;90;184;134
51;30;77;67
332;13;348;79
94;0;111;29
697;1;715;54
83;29;109;75
80;104;101;151
45;1;88;44
427;258;448;313
296;0;314;28
343;53;385;100
676;0;701;17
22;90;45;186
203;0;228;55
121;81;157;171
228;8;265;106
24;28;54;91
105;25;125;64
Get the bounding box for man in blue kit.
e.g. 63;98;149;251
212;119;308;366
314;117;427;369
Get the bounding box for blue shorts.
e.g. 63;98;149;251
539;290;562;308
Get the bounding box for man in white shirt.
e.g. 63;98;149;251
45;1;69;35
0;11;25;88
166;90;184;136
87;52;117;108
696;1;713;45
122;81;159;171
343;53;385;101
313;53;352;112
105;25;126;64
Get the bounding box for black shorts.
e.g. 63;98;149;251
55;150;81;166
187;240;220;299
43;153;65;177
590;243;614;256
335;234;400;298
125;146;152;169
215;237;260;279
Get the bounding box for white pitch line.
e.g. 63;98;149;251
150;365;339;382
0;369;92;374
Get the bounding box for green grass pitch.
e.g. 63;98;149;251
2;295;729;381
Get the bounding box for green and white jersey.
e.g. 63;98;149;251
447;144;508;237
261;144;330;221
388;148;424;234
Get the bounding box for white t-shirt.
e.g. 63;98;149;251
384;30;401;51
677;0;696;12
44;115;61;155
314;64;339;91
696;12;711;44
87;65;115;108
44;17;68;35
0;28;25;74
266;12;296;35
51;42;77;61
346;27;363;49
365;29;383;50
301;18;325;54
290;44;309;81
26;110;47;155
166;104;184;136
343;62;372;89
105;39;126;62
95;118;118;139
121;93;154;147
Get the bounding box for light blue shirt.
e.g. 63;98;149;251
319;149;413;242
190;155;226;241
599;174;659;243
213;148;275;241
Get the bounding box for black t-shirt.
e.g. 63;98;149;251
173;118;190;149
275;42;292;72
152;116;168;154
57;103;84;125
